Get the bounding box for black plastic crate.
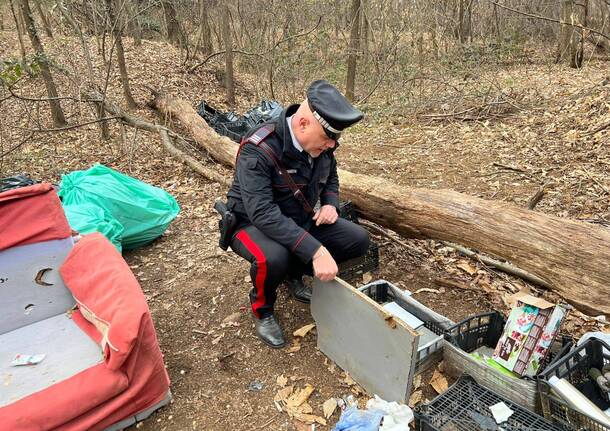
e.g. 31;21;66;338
445;311;506;353
243;99;283;125
338;200;359;224
196;100;229;123
443;311;572;413
196;99;283;143
338;241;379;281
416;375;571;431
446;311;571;372
357;279;450;336
538;337;610;431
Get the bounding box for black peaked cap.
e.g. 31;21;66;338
307;80;364;132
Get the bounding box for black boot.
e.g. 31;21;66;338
285;277;312;303
254;314;286;348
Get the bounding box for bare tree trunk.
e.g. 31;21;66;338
458;0;466;43
345;0;361;102
33;0;52;38
162;0;183;47
150;92;610;317
361;0;369;65
115;32;137;109
467;0;473;43
197;0;213;55
588;0;610;53
126;0;142;47
222;4;235;107
20;0;67;127
431;6;439;59
9;0;27;63
581;0;589;57
56;2;109;140
558;0;586;67
493;2;501;41
106;0;137;109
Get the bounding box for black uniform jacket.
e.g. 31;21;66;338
227;104;340;263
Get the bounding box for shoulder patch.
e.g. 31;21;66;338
246;124;275;146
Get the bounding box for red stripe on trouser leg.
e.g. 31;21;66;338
236;230;268;318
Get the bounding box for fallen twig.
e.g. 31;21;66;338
582;120;610;136
434;278;474;291
582;167;609;194
253;414;279;430
442;241;551;289
158;128;230;186
359;219;420;256
492;162;528;174
527;188;545;210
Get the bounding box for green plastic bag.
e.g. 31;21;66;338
63;203;124;252
59;164;180;250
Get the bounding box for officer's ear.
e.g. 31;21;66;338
297;115;309;132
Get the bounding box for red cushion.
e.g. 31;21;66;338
0;184;71;251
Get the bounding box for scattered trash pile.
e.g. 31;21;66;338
306;273;610;430
539;335;610;429
197;99;283;142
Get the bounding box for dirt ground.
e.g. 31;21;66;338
1;31;609;430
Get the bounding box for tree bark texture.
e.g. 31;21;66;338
20;0;67;127
558;0;586;68
198;0;213;55
221;5;235;107
149;93;610;317
106;0;137;109
33;0;52;38
9;0;27;63
345;0;361;102
162;1;183;47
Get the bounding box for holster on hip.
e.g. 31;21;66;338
214;199;237;251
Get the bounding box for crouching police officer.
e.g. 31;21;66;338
224;80;370;348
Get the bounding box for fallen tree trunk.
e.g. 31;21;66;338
150;93;610;316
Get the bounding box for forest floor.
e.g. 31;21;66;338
1;31;609;430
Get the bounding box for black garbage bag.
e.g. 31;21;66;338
197;99;284;143
0;175;38;193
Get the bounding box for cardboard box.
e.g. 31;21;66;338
492;292;566;376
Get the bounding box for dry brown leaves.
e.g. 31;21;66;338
273;384;327;426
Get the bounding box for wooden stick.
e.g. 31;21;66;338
527;188;545;210
358;219;420;255
442;241;551;289
158;128;230;186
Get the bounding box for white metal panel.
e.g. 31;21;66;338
311;277;420;402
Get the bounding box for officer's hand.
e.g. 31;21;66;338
312;205;338;226
312;246;338;281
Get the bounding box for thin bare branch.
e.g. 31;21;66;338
487;0;610;41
